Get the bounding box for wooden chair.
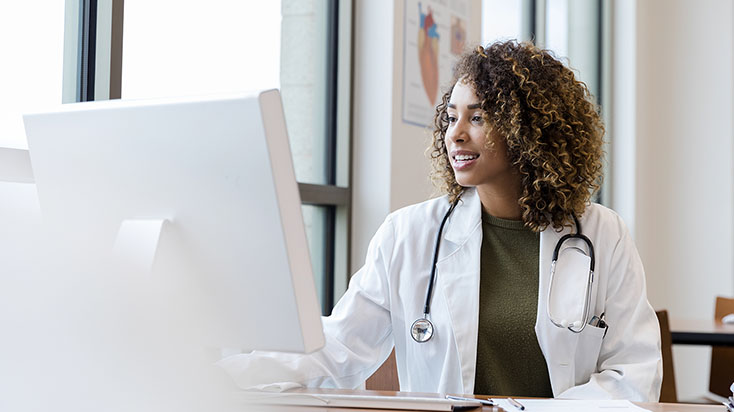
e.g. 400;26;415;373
656;310;678;403
366;349;400;391
710;296;734;398
683;296;734;404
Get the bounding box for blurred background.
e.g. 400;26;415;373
0;0;732;403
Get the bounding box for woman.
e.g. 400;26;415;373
219;40;662;401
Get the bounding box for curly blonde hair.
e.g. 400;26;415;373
430;40;604;232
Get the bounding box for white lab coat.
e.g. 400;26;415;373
219;188;662;401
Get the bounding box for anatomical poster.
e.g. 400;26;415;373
403;0;469;127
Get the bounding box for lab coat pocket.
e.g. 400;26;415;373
574;324;606;385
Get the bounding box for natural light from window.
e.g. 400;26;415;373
121;0;281;100
481;0;523;45
0;2;65;149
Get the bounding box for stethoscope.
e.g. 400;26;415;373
410;197;596;343
546;214;595;333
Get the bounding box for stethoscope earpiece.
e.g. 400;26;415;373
559;319;584;331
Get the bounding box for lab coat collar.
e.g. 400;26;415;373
443;188;482;246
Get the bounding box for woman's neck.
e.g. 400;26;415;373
476;178;523;221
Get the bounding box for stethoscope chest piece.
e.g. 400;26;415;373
411;317;434;342
411;197;460;344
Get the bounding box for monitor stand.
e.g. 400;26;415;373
113;218;168;272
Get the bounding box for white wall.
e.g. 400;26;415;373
351;0;482;273
351;0;396;274
612;0;734;399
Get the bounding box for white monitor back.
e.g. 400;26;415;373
23;90;324;354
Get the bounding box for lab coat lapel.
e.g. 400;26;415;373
436;188;482;394
537;223;578;396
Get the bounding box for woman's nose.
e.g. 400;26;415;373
447;121;466;143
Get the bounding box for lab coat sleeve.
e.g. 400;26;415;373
558;219;662;402
217;216;397;389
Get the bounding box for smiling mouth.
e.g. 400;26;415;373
453;154;479;162
451;153;480;170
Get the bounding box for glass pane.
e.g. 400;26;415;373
481;0;524;45
121;0;281;99
301;204;327;314
545;0;600;100
280;0;330;185
121;0;330;185
0;1;65;149
545;0;569;58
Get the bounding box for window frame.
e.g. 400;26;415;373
65;0;353;316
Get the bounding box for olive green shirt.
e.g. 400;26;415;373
473;211;553;397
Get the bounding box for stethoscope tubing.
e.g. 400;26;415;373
422;197;460;317
551;215;595;272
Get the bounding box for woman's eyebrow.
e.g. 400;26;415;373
447;103;481;109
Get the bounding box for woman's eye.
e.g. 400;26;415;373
447;115;457;124
472;115;484;123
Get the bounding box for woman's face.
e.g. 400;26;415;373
444;81;514;189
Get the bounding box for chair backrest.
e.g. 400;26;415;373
656;310;678;403
366;349;399;391
710;296;734;397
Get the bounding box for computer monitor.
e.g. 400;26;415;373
22;90;325;355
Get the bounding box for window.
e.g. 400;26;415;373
0;1;66;149
121;1;281;99
66;0;352;315
482;0;606;203
481;0;602;104
544;0;602;103
542;0;605;203
481;0;531;44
